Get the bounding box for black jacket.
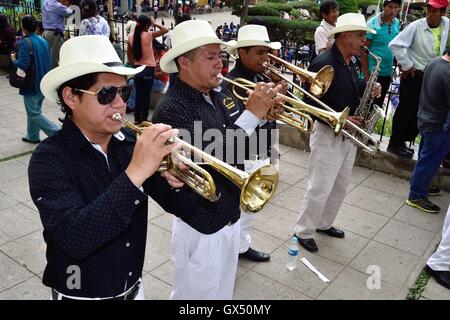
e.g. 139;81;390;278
152;76;249;234
223;59;276;159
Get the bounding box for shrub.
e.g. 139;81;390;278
336;0;358;15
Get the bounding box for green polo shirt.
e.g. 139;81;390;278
366;13;400;77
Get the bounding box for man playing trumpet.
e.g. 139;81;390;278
152;20;281;299
293;13;381;253
223;22;286;263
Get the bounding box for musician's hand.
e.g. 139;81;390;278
371;82;382;98
277;80;288;95
246;82;283;120
345;116;364;129
401;67;416;79
267;104;284;121
161;171;184;188
126;124;180;188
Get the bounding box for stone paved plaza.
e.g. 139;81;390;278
0;11;449;300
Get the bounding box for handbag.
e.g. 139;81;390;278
9;37;35;90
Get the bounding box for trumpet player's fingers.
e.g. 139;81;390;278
153;126;179;147
346;116;364;128
161;171;184;188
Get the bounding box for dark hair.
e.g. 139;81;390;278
383;0;401;7
21;15;37;33
57;73;99;116
81;0;98;19
153;39;165;52
246;17;267;27
132;14;151;61
175;13;191;26
174;47;199;71
0;14;10;31
320;0;339;17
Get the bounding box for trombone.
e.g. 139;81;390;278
218;74;349;136
267;53;334;98
260;58;379;153
112;113;279;213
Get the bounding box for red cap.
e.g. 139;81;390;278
427;0;449;9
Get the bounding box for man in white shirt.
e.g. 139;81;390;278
314;0;339;56
387;0;449;158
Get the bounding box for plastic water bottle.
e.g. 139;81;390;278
286;236;299;271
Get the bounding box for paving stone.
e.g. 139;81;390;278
317;267;402;300
314;230;370;266
334;203;389;238
0;159;28;183
0;252;34;292
150;212;173;233
233;270;311;300
237;228;284;269
0;276;48;300
350;166;374;185
271;185;305;213
142;273;171;300
374;220;435;256
278;160;308;185
148;198;167;220
143;223;172;273
0;176;33;203
344;185;405;218
279;148;310;169
0;204;42;241
252;203;298;241
0;230;46;274
273;181;291;197
421;277;450;300
350;241;419;287
295;178;356;194
361;172;410;198
394;204;446;233
149;260;174;285
0;191;19;211
253;242;344;298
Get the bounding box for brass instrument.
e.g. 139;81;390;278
218;75;349;135
112;113;279;213
257;57;379;153
267;53;334;98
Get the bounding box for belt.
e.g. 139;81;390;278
51;279;141;300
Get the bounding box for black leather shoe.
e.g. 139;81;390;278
21;137;40;144
317;227;345;238
293;234;318;253
426;265;450;289
387;144;414;159
239;247;270;262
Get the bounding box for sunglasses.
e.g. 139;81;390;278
73;85;132;105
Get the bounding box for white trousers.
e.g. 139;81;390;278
427;205;450;271
294;122;356;239
240;158;272;253
170;217;240;300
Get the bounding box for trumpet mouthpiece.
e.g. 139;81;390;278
112;113;122;121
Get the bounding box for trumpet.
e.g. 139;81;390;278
267;53;334;98
258;57;379;153
112;113;279;213
218;75;349;135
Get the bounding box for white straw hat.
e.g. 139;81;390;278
160;20;232;73
227;24;281;57
328;13;376;38
40;35;145;104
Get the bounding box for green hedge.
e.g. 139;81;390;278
247;6;280;16
258;2;294;12
266;0;286;3
247;16;320;44
336;0;358;15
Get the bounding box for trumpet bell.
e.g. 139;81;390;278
310;65;334;98
241;164;279;213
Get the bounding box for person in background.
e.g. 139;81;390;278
127;14;168;125
10;15;60;144
361;0;401;111
152;39;168;93
387;0;449;158
0;14;16;55
42;0;75;69
79;0;110;37
314;0;339;56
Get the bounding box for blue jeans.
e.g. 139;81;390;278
23;92;60;141
134;66;154;123
409;130;450;200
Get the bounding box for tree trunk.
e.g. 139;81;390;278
240;0;248;26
